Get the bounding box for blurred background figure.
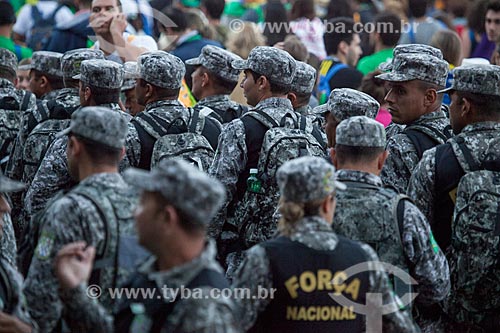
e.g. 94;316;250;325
16;58;31;91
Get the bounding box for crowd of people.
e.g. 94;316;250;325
0;0;499;332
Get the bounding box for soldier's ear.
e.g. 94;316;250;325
330;148;338;167
377;150;389;172
287;92;297;106
461;97;472;117
84;86;92;102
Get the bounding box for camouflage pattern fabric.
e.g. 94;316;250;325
232;46;297;86
130;51;185;89
125;158;225;225
18;51;63;77
186;45;242;83
60;49;105;79
408;122;500;230
444;168;500;327
24;104;129;226
334;170;450;330
336;116;386;147
0;214;17;267
379;44;443;71
438;64;500;96
231;215;419;332
291;61;316;94
194;94;245;124
24;173;138;332
0;48;18;74
21;88;80;186
74;59;124;89
381;110;451;193
0;259;38;331
328;88;380;122
376;53;448;87
58;241;241;332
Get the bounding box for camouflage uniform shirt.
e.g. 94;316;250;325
0;214;17;267
24;104;129;226
0;259;38;331
334;170;450;305
24;172;137;332
209;97;308;238
381;109;450;193
58;241;241;333
231;215;419;332
194;94;244;124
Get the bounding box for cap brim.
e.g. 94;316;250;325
231;59;248;70
185;57;202;66
437;87;453;94
335;180;346;191
56;127;72;139
375;72;414;82
0;175;26;193
18;64;33;71
312;104;330;115
123;167;158;192
378;60;392;71
72;74;81;80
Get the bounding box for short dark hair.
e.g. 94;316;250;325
417;80;444;103
409;0;428;18
138;78;180;99
0;67;16;83
161;6;188;32
456;90;500;118
249;70;291;95
83;83;121;104
323;17;356;55
335;144;385;165
201;0;225;19
153;192;206;234
374;11;402;47
0;1;16;25
290;0;315;20
71;133;123;165
487;0;500;13
202;68;237;94
33;70;65;90
63;78;80;89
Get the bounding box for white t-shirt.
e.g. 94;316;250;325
92;32;158;62
13;1;74;39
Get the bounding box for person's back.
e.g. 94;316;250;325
398;0;446;45
24;106;139;332
406;64;500;332
232;156;419;333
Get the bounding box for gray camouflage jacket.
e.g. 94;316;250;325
58;241;242;332
231;215;419;332
24;172;137;332
381;109;450;193
334;170;450;305
194;94;243;123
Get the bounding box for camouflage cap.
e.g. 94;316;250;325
122;61;138;91
73;59;124;89
124;158;226;226
185;45;243;83
438;64;500;96
376;53;448;87
58;106;128;149
129;51;185;89
232;46;297;86
18;51;63;77
291;61;316;94
312;103;329;115
0;172;25;193
379;44;443;71
336;116;386;148
61;49;105;79
0;49;18;74
277;156;346;203
328;88;380;121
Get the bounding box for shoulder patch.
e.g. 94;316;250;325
35;231;55;260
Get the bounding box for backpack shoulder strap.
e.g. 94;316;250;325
243;110;279;129
404;123;450;159
392;194;415;269
323;62;349;82
70;187;119;290
132;112;169;139
50;4;64;20
455;136;480;171
21;91;32;111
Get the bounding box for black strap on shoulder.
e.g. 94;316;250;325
73;191;119;291
455;136;480;171
404;124;446;159
299;115;306;131
189;108;199;133
279;112;298;128
0;263;13;314
20;91;32;111
245;110;279;128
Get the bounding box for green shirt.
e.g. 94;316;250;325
0;36;33;61
356;48;394;75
